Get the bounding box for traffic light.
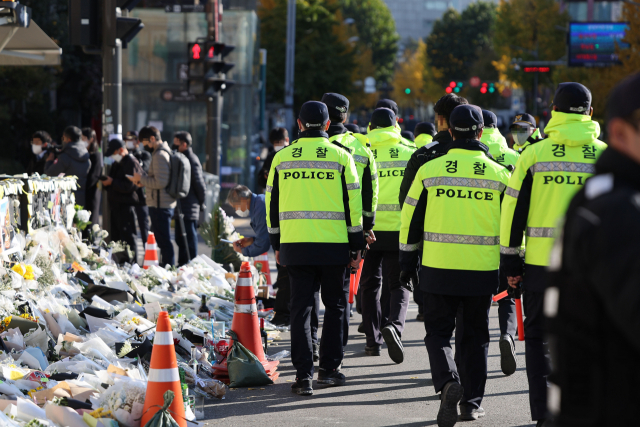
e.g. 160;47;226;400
69;0;143;48
480;83;488;94
405;88;411;94
104;0;144;48
188;40;236;97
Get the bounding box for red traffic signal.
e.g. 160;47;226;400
449;81;456;88
445;87;453;94
189;43;204;61
480;87;487;94
523;67;550;73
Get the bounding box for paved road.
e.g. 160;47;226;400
202;300;536;427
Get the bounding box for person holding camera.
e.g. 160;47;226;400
44;126;91;207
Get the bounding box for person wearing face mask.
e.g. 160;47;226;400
257;128;289;193
126;130;150;245
226;184;270;262
81;128;104;226
44;126;91;207
172;131;206;266
509;113;542;153
102;139;144;264
28;131;54;175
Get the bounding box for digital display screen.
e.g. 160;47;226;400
568;22;629;67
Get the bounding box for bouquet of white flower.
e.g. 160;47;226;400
74;209;91;231
92;379;146;427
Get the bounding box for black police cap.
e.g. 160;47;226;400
414;122;436;137
105;139;125;157
482;110;498;128
449;105;484;134
321;93;349;114
299;101;329;129
510;113;536;129
401;130;415;142
607;72;640;123
344;123;361;134
370;108;396;129
375;99;399;116
553;82;592;114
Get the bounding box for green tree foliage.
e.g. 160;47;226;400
426;2;497;86
339;0;399;84
259;0;355;110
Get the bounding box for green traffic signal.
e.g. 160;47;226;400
405;88;411;94
457;82;463;87
488;86;495;93
453;87;460;93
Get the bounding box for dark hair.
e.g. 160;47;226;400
81;127;100;153
269;127;288;144
328;109;348;124
226;185;252;204
434;95;469;126
63;126;82;143
32;130;52;144
173;131;192;146
139;126;162;142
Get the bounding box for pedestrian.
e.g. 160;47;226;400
126;130;150;244
360;107;415;363
44;126;91;207
414;122;437;148
500;82;606;427
81;128;103;225
510;113;542;153
323;92;379;353
101;139;144;263
28;131;53;175
399;94;469;206
400;104;511;426
172;131;205;266
257;128;289;193
266;101;365;395
129;126;176;266
226;184;270;257
546;73;640;427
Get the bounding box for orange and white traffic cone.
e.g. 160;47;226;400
140;311;186;427
253;253;272;285
143;232;159;269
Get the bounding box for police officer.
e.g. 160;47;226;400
510;113;542;153
500;83;606;426
481;110;519;168
360;107;415;363
266;101;365;395
376;99;417;148
414;122;437;148
546;73;640;427
400;105;510;426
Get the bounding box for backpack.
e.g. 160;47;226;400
159;146;191;199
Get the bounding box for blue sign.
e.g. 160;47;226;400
568;22;629;67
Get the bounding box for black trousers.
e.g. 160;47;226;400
424;292;491;409
273;264;290;322
288;264;347;379
498;268;517;337
311;271;350;348
134;204;149;244
524;290;550;421
361;250;410;347
110;205;138;263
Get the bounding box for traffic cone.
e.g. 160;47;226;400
213;261;279;382
140;311;186;427
253;253;272;285
143;232;159;269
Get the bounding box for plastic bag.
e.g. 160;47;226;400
226;330;273;388
141;390;181;427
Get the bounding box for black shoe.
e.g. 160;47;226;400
416;313;424;321
317;368;346;386
357;322;365;334
382;325;404;364
499;333;517;376
290;378;313;396
350;308;354;318
437;381;463;427
536;420;552;427
459;404;485;421
364;345;381;356
313;343;319;363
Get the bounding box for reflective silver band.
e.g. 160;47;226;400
279;211;345;220
376;160;408;169
526;227;555;238
363;210;375;217
505;187;519;198
531;161;595;175
353;155;368;165
399;242;421;251
347;225;363;233
377;204;401;211
500;246;521;255
404;196;418;207
424;232;499;245
371;173;378;181
234;303;257;314
266;185;273;193
276;161;344;173
268;227;280;234
422;176;506;192
346;183;360;190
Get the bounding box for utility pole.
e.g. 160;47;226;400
284;0;296;133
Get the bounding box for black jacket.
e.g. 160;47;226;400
106;154;143;206
44;141;91;207
547;148;640;426
257;149;276;191
178;147;206;221
131;147;152;174
27;152;48;175
399;130;453;206
85;151;104;224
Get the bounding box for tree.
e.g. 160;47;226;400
339;0;399;85
426;2;497;86
259;0;355;110
392;40;440;108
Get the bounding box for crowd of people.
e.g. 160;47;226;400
25;126;206;267
226;73;640;427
